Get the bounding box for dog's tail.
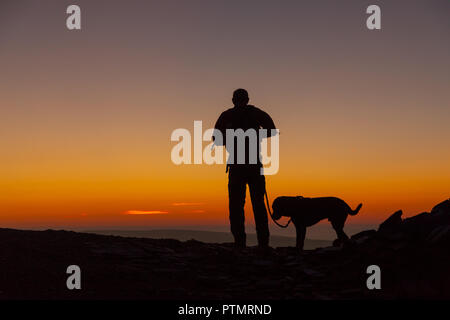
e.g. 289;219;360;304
349;203;363;216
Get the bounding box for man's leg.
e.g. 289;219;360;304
228;170;247;247
248;173;270;247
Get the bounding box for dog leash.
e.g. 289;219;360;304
264;188;292;229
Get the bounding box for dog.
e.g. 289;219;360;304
271;196;362;250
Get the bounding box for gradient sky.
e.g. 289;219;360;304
1;0;449;231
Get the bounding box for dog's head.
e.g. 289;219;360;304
271;196;289;220
272;196;305;220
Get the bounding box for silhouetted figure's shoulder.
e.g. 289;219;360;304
215;105;276;131
247;105;277;134
217;106;236;119
220;104;266;115
246;105;275;127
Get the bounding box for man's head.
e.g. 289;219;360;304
232;88;249;107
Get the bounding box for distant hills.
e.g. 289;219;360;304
86;229;331;249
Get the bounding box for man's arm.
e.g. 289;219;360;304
258;109;278;137
212;111;227;146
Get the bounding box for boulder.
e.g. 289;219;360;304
431;198;450;216
425;199;450;228
378;210;403;233
430;199;450;227
400;199;450;238
401;212;431;236
402;211;429;225
426;225;450;244
351;230;377;241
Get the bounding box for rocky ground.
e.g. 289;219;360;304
0;199;449;300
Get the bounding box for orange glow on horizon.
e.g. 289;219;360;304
0;1;448;230
125;210;169;215
172;202;205;206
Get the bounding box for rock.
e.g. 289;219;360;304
350;230;377;244
302;268;324;277
400;212;433;238
427;199;450;226
351;230;377;241
387;240;410;251
340;288;363;296
285;261;303;267
252;259;275;267
402;212;429;226
400;200;450;238
378;210;403;233
402;207;450;239
431;198;450;216
196;275;229;288
254;279;281;289
316;246;342;253
2;224;450;299
426;225;450;244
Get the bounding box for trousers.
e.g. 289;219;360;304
227;165;269;247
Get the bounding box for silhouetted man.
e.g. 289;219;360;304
213;89;277;248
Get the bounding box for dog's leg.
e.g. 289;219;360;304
295;224;306;251
331;219;349;243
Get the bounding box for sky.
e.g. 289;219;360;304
0;0;449;233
